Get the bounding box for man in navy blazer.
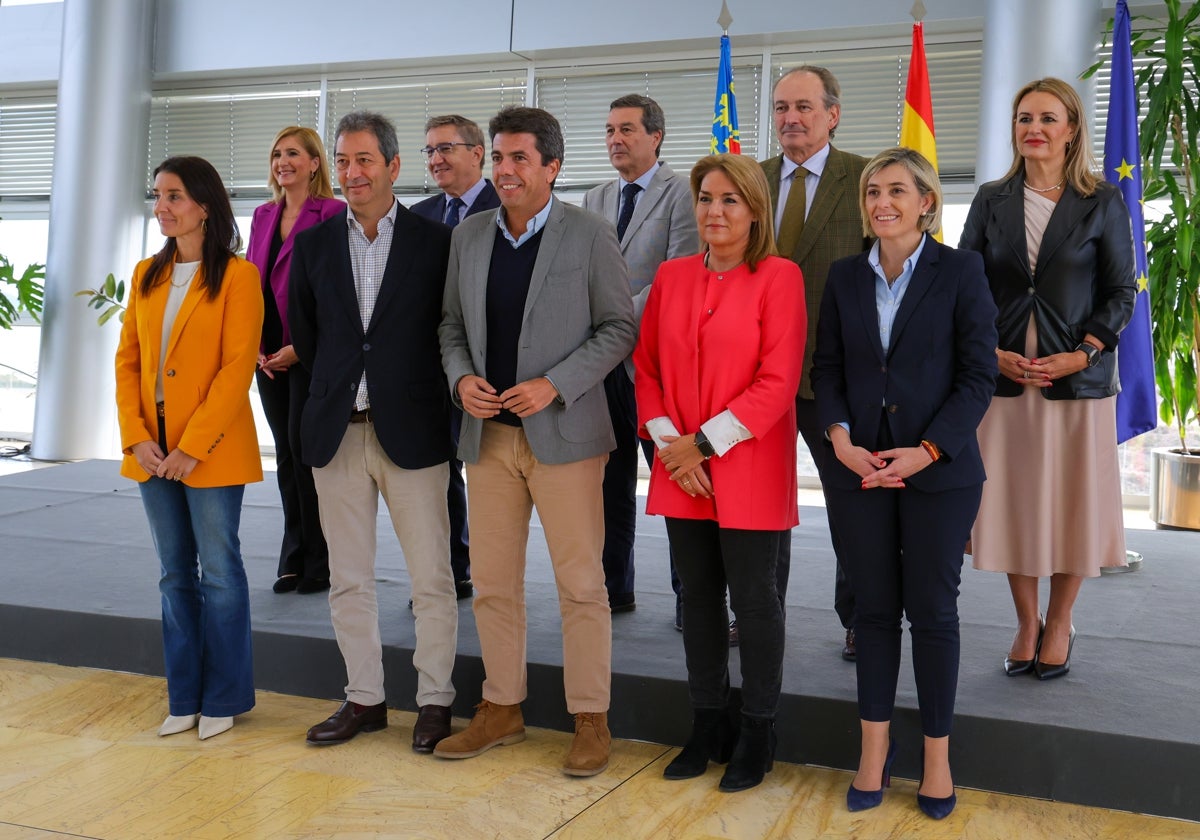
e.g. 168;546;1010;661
289;110;459;755
410;115;501;601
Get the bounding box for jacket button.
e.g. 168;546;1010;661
363;343;371;351
166;369;175;377
887;404;899;414
1027;287;1036;295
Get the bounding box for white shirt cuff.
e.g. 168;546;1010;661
700;410;753;457
644;416;681;450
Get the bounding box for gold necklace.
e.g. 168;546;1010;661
1026;178;1064;193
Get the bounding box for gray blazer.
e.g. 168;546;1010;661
439;199;637;465
581;161;699;322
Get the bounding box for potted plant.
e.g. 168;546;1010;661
1090;0;1200;527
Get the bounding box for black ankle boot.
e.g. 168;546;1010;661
663;707;738;780
718;715;776;792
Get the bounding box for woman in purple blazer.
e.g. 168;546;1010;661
247;126;344;594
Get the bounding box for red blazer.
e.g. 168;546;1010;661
247;196;344;350
634;254;806;530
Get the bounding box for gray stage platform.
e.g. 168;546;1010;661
1;460;1197;821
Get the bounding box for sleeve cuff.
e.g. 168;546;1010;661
700;409;753;457
644;416;681;450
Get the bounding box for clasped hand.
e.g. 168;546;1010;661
457;375;558;419
131;440;199;481
999;349;1087;386
833;438;932;490
659;434;713;498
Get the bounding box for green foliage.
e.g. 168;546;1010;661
0;253;46;330
1086;0;1200;453
74;273;127;326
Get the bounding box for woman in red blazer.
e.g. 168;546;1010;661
246;126;344;594
634;153;805;793
115;156;263;740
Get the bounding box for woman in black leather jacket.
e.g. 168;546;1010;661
959;77;1135;681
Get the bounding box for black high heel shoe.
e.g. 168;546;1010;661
1034;625;1076;680
846;737;897;812
917;747;956;820
1003;616;1044;676
663;706;738;780
718;715;775;792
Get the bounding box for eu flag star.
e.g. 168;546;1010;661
1115;159;1136;181
1136;273;1149;293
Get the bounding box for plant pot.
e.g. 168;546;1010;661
1149;448;1200;530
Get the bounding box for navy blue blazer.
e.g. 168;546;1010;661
811;238;999;492
410;179;500;225
288;204;453;470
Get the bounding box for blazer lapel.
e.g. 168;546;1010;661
852;257;887;363
794;149;849;263
1035;187;1095;278
165;272;206;362
524;200;567;328
887;239;939;357
619;163;671;249
368;205;417;331
256;202;284;270
995;177;1032;281
326;221;361;332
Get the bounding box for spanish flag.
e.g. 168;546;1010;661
900;21;940;240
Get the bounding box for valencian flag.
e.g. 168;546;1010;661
1106;0;1157;442
711;34;741;154
899;20;941;240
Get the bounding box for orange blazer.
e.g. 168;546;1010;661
115;255;264;487
635;254;806;530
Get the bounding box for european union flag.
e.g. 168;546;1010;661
1106;0;1157;442
711;34;741;154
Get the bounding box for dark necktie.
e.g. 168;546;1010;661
444;196;466;229
616;182;642;242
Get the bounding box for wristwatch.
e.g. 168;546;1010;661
694;430;716;459
1075;342;1101;368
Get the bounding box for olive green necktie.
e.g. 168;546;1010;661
776;166;808;258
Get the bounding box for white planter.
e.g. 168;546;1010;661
1149;448;1200;530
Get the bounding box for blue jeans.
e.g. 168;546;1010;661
139;478;255;717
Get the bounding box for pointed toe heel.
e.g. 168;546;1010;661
846;738;897;812
1034;625;1076;681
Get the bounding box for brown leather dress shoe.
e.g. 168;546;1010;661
412;704;452;753
306;700;387;745
842;629;857;662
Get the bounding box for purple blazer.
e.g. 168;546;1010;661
247;195;344;350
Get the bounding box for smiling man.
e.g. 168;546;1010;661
288;110;460;756
436;106;636;777
761;66;870;661
410;115;502;604
581;94;698;623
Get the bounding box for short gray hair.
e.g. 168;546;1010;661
336;110;399;162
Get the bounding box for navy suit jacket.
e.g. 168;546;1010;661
288;204;453;470
409;179;500;225
811;238;999;492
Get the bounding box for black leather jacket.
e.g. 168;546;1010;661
959;173;1136;400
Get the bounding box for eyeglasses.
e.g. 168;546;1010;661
420;142;478;159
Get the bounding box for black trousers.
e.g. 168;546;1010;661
825;481;981;738
795;396;855;629
448;407;471;583
257;366;328;580
666;518;785;719
600;367;637;601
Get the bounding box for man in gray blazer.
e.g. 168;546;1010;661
435;107;636;778
762;65;871;660
581;94;699;618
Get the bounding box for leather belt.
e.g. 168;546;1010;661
349;408;373;424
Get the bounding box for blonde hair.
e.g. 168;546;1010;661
689;153;776;272
267;126;335;202
1003;77;1101;197
858;147;943;238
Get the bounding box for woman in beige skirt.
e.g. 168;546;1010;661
959;78;1136;680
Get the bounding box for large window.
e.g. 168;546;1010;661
0;91;55;198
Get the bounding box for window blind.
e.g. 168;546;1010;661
0;92;55;198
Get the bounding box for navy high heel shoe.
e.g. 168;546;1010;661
917;747;956;820
846;738;897;812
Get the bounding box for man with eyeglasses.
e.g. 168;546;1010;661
580;94;698;623
411;115;501;604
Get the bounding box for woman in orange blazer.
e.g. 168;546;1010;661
634;153;805;793
246;126;343;594
115;156;263;741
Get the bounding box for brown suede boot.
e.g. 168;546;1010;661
433;700;525;759
563;711;610;777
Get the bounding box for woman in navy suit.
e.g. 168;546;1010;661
246;126;344;594
811;147;997;820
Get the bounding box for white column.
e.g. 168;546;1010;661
974;0;1102;185
32;0;155;461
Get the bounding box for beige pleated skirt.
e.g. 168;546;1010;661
971;325;1127;577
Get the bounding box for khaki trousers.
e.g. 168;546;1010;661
467;422;611;713
313;422;456;708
